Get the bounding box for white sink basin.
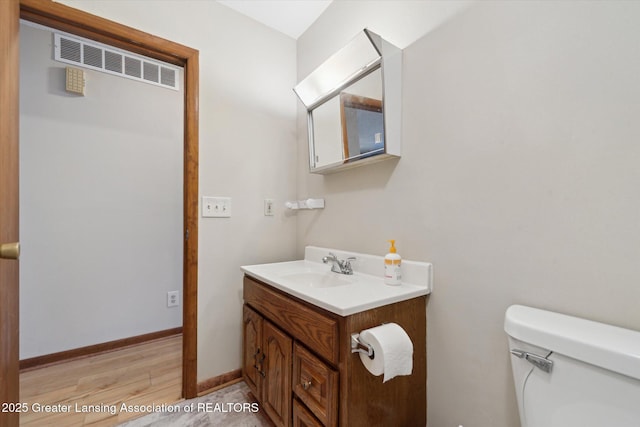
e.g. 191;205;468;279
241;246;433;316
281;271;355;288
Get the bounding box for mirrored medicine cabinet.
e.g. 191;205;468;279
294;29;402;174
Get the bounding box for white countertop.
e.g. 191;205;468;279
241;246;432;316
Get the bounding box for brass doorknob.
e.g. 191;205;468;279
0;242;20;260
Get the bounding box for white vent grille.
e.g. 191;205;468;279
143;62;159;83
83;44;102;68
161;67;176;87
60;37;81;63
124;57;142;78
104;51;122;73
54;33;180;91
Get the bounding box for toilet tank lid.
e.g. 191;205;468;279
504;305;640;381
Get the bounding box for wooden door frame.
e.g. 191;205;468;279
0;1;21;425
18;0;199;399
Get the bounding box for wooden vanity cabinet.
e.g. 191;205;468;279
243;275;427;427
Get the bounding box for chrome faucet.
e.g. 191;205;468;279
322;252;356;275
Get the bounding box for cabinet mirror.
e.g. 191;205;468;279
311;69;383;169
294;29;402;174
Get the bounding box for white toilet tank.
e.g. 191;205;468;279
504;305;640;427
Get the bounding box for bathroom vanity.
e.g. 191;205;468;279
241;247;432;427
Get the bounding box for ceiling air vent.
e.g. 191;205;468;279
54;33;180;91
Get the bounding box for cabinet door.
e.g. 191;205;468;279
242;305;263;399
263;320;293;427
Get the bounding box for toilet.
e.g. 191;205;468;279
504;304;640;427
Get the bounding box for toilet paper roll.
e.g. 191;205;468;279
359;323;413;382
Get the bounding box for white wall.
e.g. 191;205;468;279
55;0;298;381
297;1;640;426
19;23;183;358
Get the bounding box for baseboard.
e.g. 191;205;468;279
19;327;183;371
197;369;243;396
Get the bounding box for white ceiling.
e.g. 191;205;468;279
217;0;333;39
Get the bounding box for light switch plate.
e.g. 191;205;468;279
202;196;231;218
264;199;274;216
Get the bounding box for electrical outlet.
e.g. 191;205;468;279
202;196;231;218
264;198;274;216
167;290;179;307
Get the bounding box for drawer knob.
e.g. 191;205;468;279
301;380;312;390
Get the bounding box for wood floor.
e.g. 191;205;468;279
19;335;182;426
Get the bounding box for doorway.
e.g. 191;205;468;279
19;20;185;366
16;0;199;399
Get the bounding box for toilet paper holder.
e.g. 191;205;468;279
351;333;375;359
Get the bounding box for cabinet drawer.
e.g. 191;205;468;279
244;276;339;364
293;399;323;427
293;343;338;427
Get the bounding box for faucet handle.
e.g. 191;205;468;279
322;252;336;264
343;257;356;274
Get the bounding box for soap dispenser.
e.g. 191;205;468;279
384;240;402;286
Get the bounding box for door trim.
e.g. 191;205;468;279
18;0;200;399
0;0;20;425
